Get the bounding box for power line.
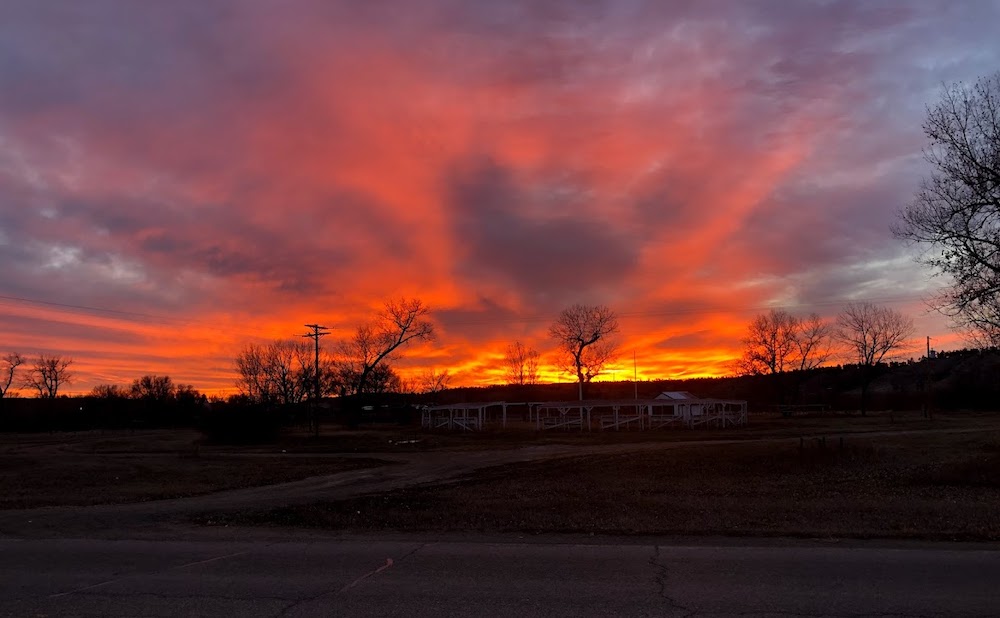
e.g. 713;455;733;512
0;293;201;324
0;293;290;340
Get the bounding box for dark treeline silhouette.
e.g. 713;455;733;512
3;349;999;439
430;348;1000;414
0;374;208;432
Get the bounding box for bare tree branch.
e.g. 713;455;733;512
895;72;1000;345
836;303;915;367
130;375;176;402
549;304;619;399
737;311;832;375
413;368;452;395
338;298;434;396
0;353;23;398
835;302;915;415
21;355;72;398
796;313;833;371
235;340;317;405
738;310;800;375
503;341;540;385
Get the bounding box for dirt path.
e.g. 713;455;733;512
0;426;993;541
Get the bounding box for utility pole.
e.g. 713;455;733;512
301;324;330;436
633;350;638;400
923;336;932;420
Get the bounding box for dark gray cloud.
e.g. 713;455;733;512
447;158;639;304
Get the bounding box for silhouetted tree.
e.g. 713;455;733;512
337;363;402;396
235;340;315;405
22;355;72;398
175;384;202;403
414;368;452;395
0;352;23;399
130;375;176;402
549;304;619;400
90;384;127;399
738;310;831;375
895;72;1000;346
738;310;799;375
503;341;540;385
174;384;206;417
337;298;434;396
835;302;914;414
795;313;833;371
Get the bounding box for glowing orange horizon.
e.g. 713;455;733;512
0;294;959;399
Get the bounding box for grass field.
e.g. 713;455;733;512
6;412;1000;542
208;423;1000;541
0;430;391;509
259;410;1000;453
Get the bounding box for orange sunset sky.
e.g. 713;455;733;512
2;1;999;395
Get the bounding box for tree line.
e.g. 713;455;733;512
0;299;918;413
229;300;623;405
232;298;442;407
735;301;914;414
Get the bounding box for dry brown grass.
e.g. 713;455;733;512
266;410;998;453
0;453;391;509
214;428;1000;541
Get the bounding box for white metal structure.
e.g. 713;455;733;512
421;402;509;430
533;398;748;431
421;397;747;431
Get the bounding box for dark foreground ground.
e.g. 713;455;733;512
207;423;1000;541
3;414;1000;616
0;429;392;509
2;412;1000;541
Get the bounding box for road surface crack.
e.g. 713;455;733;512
275;542;431;616
649;544;697;617
47;546;261;599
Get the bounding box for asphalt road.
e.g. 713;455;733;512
2;537;998;617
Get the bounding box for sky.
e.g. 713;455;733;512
2;0;1000;395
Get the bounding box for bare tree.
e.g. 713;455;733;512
22;355;72;398
503;341;540;385
235;343;268;403
549;304;619;399
894;72;1000;346
235;340;315;405
835;302;914;414
737;311;832;376
414;368;452;395
795;313;833;371
337;298;434;396
1;352;23;399
130;375;176;402
738;309;800;375
91;383;127;399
